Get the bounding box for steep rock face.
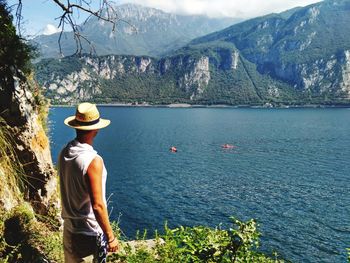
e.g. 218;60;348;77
0;164;21;210
35;45;294;106
34;1;350;105
231;51;240;70
46;67;101;102
340;50;350;96
252;2;350;94
37;54;215;104
83;55;155;77
178;56;210;99
215;49;240;70
39;55;158;103
272;50;350;98
0;67;58;215
190;0;350;100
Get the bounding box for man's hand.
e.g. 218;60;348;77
108;238;119;253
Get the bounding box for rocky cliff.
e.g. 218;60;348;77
0;0;58;216
191;0;350;102
34;40;300;105
0;2;61;260
34;0;350;106
0;67;58;215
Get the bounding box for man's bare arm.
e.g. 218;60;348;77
87;157;118;252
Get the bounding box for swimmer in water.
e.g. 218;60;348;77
222;144;235;149
170;146;177;152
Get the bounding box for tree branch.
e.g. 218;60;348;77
14;0;23;36
13;0;137;57
51;0;120;56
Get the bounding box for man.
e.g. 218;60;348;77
59;102;119;262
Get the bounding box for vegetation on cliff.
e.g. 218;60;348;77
0;112;62;262
0;2;283;261
34;52;300;106
1;0;349;262
34;0;350;106
0;1;62;262
0;203;63;262
111;218;283;263
0;0;33;75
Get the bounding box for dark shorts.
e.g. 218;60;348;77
63;228;107;263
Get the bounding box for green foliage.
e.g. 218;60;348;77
115;245;156;263
111;220;122;241
35;55;83;79
108;217;283;263
191;0;350;66
33;228;63;262
0;119;62;261
34;1;350;106
0;0;35;75
0;204;38;262
0;118;26;196
155;218;279;263
35;51;301;106
34;46;350;106
0;204;63;263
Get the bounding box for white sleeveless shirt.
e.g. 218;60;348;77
58;139;107;236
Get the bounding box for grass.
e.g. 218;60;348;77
107;218;284;263
0;203;63;263
0;117;63;262
0;117;25;206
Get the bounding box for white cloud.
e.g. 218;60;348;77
42;24;61;35
117;0;322;18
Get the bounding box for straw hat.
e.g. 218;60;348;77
64;102;110;130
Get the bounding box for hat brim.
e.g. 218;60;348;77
64;116;111;130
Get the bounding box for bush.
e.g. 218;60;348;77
0;0;35;75
108;217;283;263
0;204;63;263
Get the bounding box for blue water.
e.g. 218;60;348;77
49;107;350;262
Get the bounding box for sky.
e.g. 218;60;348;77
8;0;322;36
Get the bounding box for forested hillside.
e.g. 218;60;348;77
35;0;350;106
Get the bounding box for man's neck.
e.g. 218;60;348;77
76;137;93;146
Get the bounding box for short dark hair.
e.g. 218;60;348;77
76;129;91;137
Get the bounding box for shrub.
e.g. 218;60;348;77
108;217;283;263
0;0;35;75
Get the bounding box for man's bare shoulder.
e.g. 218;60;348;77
88;156;103;173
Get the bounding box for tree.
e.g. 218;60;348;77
0;0;32;74
11;0;128;55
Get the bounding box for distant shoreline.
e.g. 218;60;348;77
50;102;350;109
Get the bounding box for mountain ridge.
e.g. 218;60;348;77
34;0;350;106
32;3;238;59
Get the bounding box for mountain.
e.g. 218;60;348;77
34;0;350;106
190;0;350;95
34;45;298;105
32;3;238;59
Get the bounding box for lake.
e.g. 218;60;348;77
49;106;350;262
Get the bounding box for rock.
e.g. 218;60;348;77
0;67;60;219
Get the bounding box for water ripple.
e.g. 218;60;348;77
49;107;350;263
